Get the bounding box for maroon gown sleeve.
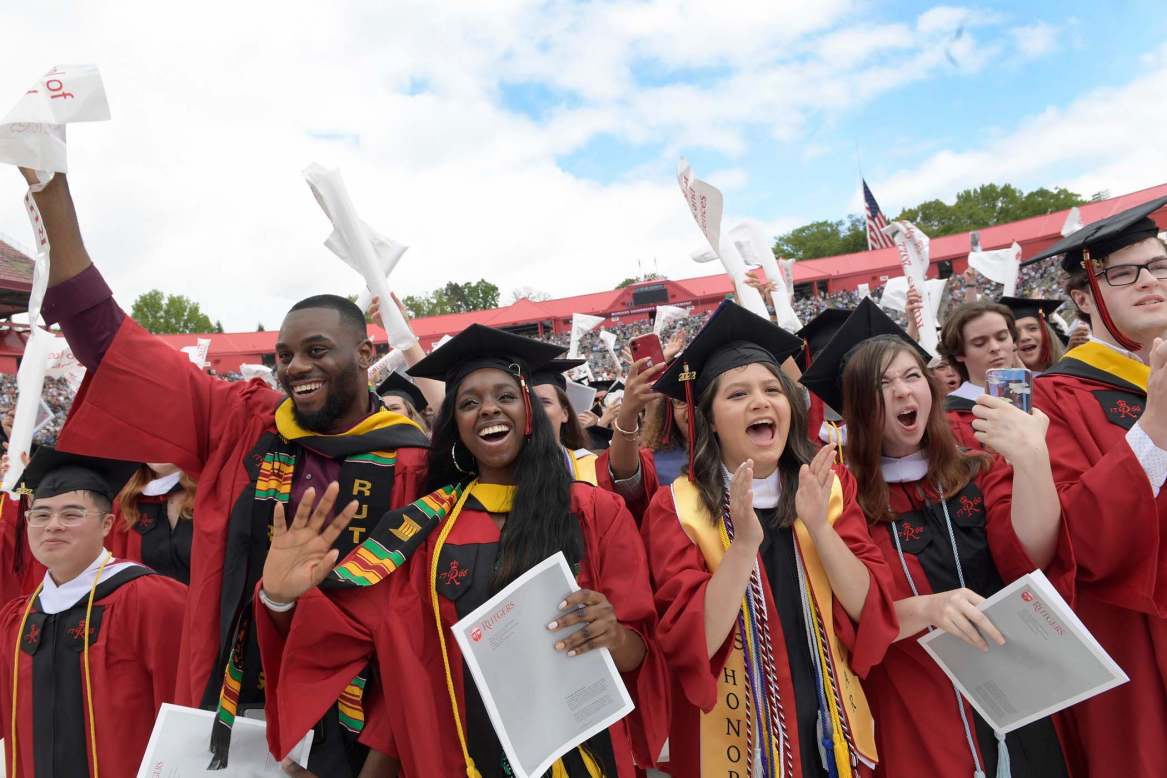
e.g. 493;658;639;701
1035;379;1166;616
254;584;383;760
39;264;126;369
827;466;899;678
128;575;189;710
593;448;660;527
642;485;734;714
57;315;280;480
978;454;1077;602
583;485;670;768
945;410;984;451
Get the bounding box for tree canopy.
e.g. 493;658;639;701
402;280;501;319
774;183;1089;261
130;289;217;334
615;272;666;289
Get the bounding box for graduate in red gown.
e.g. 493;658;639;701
797;308;851;450
1000;297;1067;376
1026;196;1167;775
642;300;897;778
0;448;186;777
255;324;669;777
18;167;430;776
802;299;1074;777
104;463;196;585
939;301;1021;451
0;494;46;605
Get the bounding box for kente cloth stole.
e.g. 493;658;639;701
207;395;428;769
671;475;877;778
1061;341;1150;392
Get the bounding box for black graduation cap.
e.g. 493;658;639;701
656;300;804;402
376;371;428;412
796;308;852;371
408;324;565;388
799;298;930;415
18;447;140;502
1022;195;1167;272
531;359;588;391
998;297;1063;322
588;379;625;394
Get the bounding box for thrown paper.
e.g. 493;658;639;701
304;163;417;350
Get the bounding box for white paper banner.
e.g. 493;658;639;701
331;229;408;313
3;326;53;492
180;337;211;368
0;65;110;177
567;363;594;384
676;157;723;256
45;336;85;392
368;349;407;387
597;329;621;377
240;363;278;387
432;334;453;352
568;313;604;359
858;283;870;300
652;305;687;338
968;242;1022;297
883;221;938;356
304;163;417;350
1061;207;1084;238
878;276;948;320
729;221;802;332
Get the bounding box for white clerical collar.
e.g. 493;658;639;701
1088;334;1145;365
818;421;848;446
751;469;782;509
39;549;140;615
141;470;182;496
880;450;929;483
949;381;984;402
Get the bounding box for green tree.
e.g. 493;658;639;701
256;322;266;331
402;280;500;319
510;286;552;303
773;215;866;260
615;272;666;289
894;184;1086;238
214;320;225;333
130;289;217;334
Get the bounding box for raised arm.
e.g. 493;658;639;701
18;169;92;287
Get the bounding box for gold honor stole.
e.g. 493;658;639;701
670;475;877;776
1062;341;1150;391
567;448;599;485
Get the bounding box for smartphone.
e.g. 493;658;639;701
629;333;666;369
985;368;1033;413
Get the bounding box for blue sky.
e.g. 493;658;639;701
3;1;1166;329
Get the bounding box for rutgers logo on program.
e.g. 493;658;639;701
471;626;483;643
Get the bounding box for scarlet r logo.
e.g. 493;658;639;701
1021;590;1034;603
471;627;483;643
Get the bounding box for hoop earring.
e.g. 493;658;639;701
451;441;474;474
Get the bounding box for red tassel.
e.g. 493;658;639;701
684;381;697;483
1084;250;1142;352
661;400;673;446
803;340;811;369
512;364;533;436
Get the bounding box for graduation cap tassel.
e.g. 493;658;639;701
995;730;1012;778
1084;250;1143;353
684;381;697;483
660;399;673;446
1037;317;1052;368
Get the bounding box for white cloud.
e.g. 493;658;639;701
705;168;749;191
871;59;1167;214
1012;22;1058;60
0;1;1071;331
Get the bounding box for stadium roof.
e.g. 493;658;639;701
0;234;34;318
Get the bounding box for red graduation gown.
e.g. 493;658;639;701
0;563;187;777
861;457;1075;777
256;482;669;777
55;317;428;707
0;496;45;605
594;448;661;528
1033;353;1167;776
642;465;897;778
106;495;194;585
944;395;986;451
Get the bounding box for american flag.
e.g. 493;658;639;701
863;179;895;250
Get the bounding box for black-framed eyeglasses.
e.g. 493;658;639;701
1100;257;1167;287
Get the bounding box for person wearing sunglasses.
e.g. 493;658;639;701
1026;196;1167;776
0;448;186;777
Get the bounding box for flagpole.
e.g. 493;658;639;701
854;138;864;180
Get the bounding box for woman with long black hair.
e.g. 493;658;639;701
799;299;1074;778
642;300;897;778
253;324;667;777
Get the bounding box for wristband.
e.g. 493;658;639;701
259;586;297;612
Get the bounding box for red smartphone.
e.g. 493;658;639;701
629;333;666;371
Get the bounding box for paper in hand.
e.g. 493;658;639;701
883;220;939;356
729;221;801;332
652;305;687;338
0;65;110;179
676;157;723;257
968;242;1022;297
568;313;604;359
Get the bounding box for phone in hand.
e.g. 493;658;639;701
986;368;1033;413
629;333;666;373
